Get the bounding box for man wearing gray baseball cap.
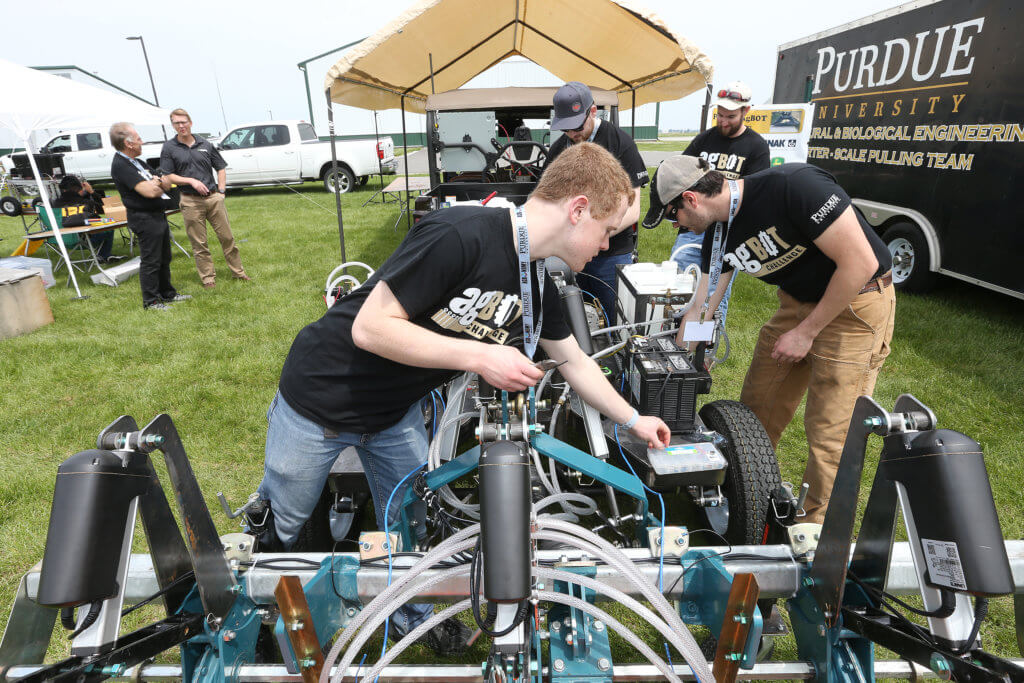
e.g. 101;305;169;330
644;155;896;525
545;81;648;323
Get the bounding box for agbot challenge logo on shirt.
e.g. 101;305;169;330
431;288;522;343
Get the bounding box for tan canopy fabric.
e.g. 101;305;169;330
324;0;713;113
425;86;619;112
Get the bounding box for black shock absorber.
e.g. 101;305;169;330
479;440;532;603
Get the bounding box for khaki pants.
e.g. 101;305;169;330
739;281;896;523
179;192;245;284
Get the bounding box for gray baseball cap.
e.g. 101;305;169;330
641;155;713;229
551;81;594;130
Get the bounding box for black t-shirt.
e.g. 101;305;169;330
278;206;572;433
683;127;770;237
159;135;226;195
700;164;892;303
110;154;171;213
545;119;648;255
53;189;105;226
684;127;770;179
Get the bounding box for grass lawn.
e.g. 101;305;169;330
1;176;1022;666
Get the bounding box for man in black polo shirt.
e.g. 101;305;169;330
545;82;648;322
109;122;191;310
644;156;895;524
160;108;249;289
658;81;770;330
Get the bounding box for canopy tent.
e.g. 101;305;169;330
0;58;172;297
320;0;713;257
324;0;713;113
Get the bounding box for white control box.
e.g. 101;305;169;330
615;261;696;327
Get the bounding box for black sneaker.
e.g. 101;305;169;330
422;618;473;657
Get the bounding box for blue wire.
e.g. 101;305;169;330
355;652;367;682
434;388;446;412
613;424;666;591
379;460;429;673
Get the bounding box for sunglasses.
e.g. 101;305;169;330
717;88;750;102
665;197;683;222
567;120;587;133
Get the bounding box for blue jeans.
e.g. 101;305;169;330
671;231;733;327
580;251;633;325
87;230;114;260
258;391;433;635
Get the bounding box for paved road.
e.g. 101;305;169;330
395;148;677;177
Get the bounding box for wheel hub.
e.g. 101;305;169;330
887;237;915;283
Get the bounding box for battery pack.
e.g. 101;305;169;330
625;336;710;433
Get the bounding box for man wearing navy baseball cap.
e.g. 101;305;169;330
544;81;648;322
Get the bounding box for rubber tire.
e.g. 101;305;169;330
323;165;355;194
882;221;937;293
0;195;21;216
357;175;369;187
697;400;782;546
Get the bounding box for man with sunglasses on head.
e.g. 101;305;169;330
669;82;770;332
544;81;648;322
643;155;895;525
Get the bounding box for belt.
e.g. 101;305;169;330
859;271;893;294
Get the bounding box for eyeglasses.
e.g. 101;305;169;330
717;89;750;102
171;120;190;127
568;120;587;133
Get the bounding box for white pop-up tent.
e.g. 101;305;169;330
0;58;172;298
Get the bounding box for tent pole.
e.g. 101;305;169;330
401;96;410;230
429;54;436;94
631;89;636;138
325;89;346;262
25;143;83;298
700;83;711;133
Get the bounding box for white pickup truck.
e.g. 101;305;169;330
1;120;395;194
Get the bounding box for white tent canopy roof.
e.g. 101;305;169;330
0;58;172;140
325;0;713;114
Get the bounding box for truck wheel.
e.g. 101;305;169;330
323;166;355;194
698;400;781;546
883;222;936;292
0;196;21;216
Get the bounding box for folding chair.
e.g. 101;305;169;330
35;209;103;287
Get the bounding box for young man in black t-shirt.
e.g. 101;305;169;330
545;82;648;322
260;142;670;653
53;175;118;263
644;155;895;524
664;81;770;329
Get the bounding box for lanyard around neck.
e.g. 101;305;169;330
700;179;740;323
514;205;545;359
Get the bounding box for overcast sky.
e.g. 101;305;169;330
3;0;902;139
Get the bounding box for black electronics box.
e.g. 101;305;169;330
11;153;65;179
626;336;710;433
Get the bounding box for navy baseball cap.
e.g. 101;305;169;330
551;82;594;131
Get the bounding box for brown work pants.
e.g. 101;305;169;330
739;281;896;523
179;192;245;284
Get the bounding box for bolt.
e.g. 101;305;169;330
566;634;573;645
289;620;304;631
551;621;561;631
593;620;604;632
360;541;372;550
230;584;243;594
300;657;316;668
346;607;358;617
796;533;806;542
101;664;126;675
733;615;749;624
726;653;743;661
598;658;610;671
813;533;820;541
143;434;165;447
553;659;565;672
863;417;883;428
222;629;236;641
802;576;815;587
